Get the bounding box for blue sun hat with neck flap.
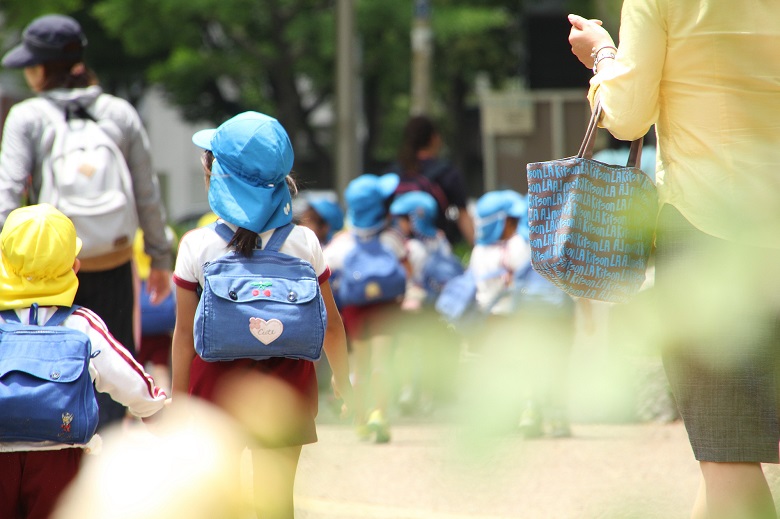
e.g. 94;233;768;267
192;111;294;234
389;190;438;238
307;197;344;241
475;190;526;245
344;173;400;232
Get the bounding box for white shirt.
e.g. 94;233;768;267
323;227;407;273
469;234;531;315
174;221;330;291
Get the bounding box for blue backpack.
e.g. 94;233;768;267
0;304;99;444
434;269;480;323
140;280;176;336
195;222;327;362
513;266;575;314
337;234;407;307
434;266;513;326
420;248;465;302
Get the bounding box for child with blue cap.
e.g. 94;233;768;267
324;173;408;443
171;111;352;519
469;190;575;439
295;193;344;246
389;190;463;415
469;189;531;315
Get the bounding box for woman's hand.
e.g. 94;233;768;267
568;14;615;68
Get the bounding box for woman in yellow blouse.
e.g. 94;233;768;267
569;2;780;519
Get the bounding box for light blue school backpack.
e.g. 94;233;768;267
434;265;518;327
0;304;99;444
337;234;407;307
513;265;575;313
194;222;327;362
420;247;465;303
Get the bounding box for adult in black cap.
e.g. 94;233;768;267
0;14;173;429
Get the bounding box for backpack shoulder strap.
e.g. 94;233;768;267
212;221;234;243
44;305;81;326
0;309;20;323
0;305;79;326
264;223;295;252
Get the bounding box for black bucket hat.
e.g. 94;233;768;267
1;14;87;69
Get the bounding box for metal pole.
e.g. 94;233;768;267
410;0;433;115
335;0;357;197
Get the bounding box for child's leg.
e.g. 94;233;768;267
369;332;395;416
251;445;302;519
351;337;372;422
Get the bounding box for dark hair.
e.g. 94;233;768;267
201;149;298;257
398;115;437;174
40;53;97;91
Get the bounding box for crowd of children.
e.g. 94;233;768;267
0;109;575;519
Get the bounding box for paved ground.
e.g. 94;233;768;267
294;420;780;519
295;420;693;519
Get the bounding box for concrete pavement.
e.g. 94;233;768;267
295;420;780;519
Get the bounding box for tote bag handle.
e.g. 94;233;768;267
577;100;643;168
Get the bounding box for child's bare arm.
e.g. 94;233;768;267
320;280;352;410
171;286;199;399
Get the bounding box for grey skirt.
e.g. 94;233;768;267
655;205;780;463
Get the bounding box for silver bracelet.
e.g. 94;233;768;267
590;45;617;60
592;52;616;74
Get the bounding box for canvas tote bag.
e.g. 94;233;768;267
526;102;658;303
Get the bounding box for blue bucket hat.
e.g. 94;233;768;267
344;173;399;231
192;112;294;234
475;190;526;245
308;197;344;238
2;15;87;69
389;191;438;238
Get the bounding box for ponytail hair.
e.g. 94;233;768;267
40;43;97;90
398;115;437;174
201;149;299;257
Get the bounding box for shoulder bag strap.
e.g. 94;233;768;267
578;98;643;168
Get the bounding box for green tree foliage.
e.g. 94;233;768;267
0;1;612;188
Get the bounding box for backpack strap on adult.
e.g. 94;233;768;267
64;102;97;122
0;303;79;326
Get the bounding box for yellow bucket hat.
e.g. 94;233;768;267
0;204;82;310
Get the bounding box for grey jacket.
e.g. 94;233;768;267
0;85;171;270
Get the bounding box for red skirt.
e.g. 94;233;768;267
189;356;318;446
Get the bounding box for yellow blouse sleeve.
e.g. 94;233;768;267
587;0;667;141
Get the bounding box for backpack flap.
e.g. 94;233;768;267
338;237;407;306
195;250;327;363
205;273;319;306
0;323;98;444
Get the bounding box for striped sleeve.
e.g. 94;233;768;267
74;307;167;418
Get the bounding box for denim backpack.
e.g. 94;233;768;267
140;280;176;336
337;234;407;307
195;222;326;362
513;266;575;314
0;304;99;444
420;248;464;302
435;264;530;328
